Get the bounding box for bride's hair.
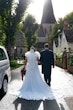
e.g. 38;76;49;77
30;46;35;51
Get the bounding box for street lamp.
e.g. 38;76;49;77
14;46;16;60
58;29;60;33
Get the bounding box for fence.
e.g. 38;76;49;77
55;52;73;73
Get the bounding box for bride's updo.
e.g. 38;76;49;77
30;46;35;51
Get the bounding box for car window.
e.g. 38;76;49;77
0;48;7;60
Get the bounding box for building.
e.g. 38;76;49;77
53;29;73;56
36;0;56;51
11;31;26;59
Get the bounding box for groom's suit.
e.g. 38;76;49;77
40;48;54;86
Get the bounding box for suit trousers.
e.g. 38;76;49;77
44;73;51;86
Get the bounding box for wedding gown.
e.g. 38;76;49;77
11;49;55;100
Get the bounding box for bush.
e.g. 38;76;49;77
56;52;63;63
10;60;23;69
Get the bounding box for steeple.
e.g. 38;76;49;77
41;0;56;24
35;0;56;51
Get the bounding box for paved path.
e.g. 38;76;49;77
51;66;73;99
0;66;73;110
51;66;73;110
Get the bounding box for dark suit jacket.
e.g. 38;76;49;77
40;48;54;75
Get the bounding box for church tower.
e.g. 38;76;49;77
36;0;56;50
41;0;56;24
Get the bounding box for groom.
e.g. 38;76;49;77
40;43;54;86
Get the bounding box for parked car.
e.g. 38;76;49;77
0;46;11;94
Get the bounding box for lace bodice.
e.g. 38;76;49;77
25;49;39;70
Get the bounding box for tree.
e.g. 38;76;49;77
51;12;73;42
22;14;38;50
50;11;73;47
0;18;6;45
49;18;64;47
0;0;30;59
64;12;73;28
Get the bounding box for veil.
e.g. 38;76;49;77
30;46;35;53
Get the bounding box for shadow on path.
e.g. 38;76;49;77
13;98;41;110
59;103;65;110
43;99;60;110
13;98;60;110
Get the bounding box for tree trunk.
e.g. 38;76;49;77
6;36;11;60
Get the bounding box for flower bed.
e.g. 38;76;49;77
55;60;63;68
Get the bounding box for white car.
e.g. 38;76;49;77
0;46;11;94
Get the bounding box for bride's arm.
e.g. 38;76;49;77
23;57;27;70
35;51;41;64
37;57;40;61
24;57;27;66
37;57;40;64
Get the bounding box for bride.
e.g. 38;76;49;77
11;46;55;100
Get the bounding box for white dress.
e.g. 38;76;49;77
11;49;55;100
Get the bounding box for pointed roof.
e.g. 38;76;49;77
41;0;56;24
64;29;73;42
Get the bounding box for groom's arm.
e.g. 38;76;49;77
40;53;42;65
51;52;54;68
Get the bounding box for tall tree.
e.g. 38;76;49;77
0;0;30;59
50;11;73;46
22;14;38;50
49;18;64;46
64;12;73;28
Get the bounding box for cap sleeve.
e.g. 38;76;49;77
25;52;29;59
35;51;40;59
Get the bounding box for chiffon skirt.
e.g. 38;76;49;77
10;65;55;100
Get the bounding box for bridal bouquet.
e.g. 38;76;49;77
21;66;26;80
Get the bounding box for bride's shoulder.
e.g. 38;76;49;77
25;51;30;56
35;51;40;55
35;51;40;58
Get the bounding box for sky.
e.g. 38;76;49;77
26;0;73;24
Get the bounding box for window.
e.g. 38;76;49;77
49;25;52;32
20;48;22;54
0;48;7;60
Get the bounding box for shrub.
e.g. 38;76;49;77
10;60;23;69
56;52;63;63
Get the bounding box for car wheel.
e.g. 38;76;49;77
2;78;8;94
